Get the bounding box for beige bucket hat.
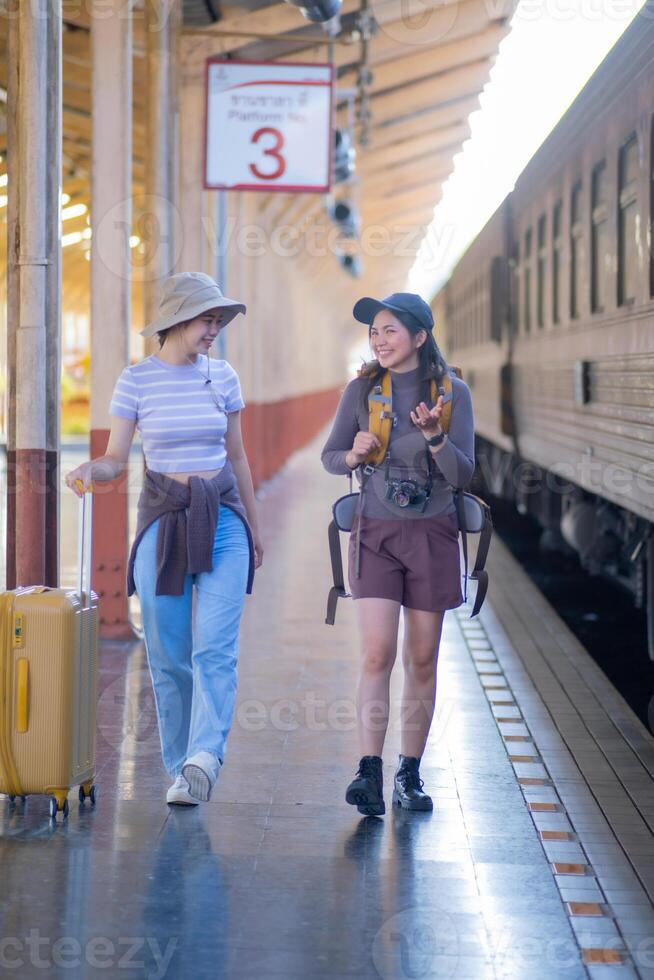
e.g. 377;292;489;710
140;271;246;338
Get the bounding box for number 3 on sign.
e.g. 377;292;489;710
249;127;286;181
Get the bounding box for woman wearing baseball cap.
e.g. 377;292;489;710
66;272;263;806
322;292;475;815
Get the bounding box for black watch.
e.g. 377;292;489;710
427;431;446;447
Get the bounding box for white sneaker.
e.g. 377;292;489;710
166;774;199;806
181;751;222;802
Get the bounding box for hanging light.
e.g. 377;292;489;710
328;199;359;238
336;250;361;278
333;128;356;184
283;0;342;24
62;203;88;221
62;227;92;248
62;231;84;248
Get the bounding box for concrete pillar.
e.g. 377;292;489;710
90;0;134;638
6;0;62;588
143;0;181;350
178;35;208;275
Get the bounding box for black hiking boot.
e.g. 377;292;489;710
345;756;385;816
392;755;433;811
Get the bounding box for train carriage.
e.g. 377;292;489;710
433;11;654;658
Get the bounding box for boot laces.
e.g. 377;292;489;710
357;757;380;779
398;761;424;792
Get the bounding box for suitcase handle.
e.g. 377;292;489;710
76;485;93;601
15;658;29;733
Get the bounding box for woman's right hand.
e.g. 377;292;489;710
65;461;95;497
347;432;382;468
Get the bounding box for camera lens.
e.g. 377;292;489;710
395;491;410;507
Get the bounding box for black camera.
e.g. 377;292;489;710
385;478;429;512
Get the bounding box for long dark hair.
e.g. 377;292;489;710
358;309;450;410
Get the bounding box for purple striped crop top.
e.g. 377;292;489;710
109;354;245;474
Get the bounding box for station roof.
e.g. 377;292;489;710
0;1;515;314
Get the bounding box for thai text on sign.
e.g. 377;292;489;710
204;60;334;193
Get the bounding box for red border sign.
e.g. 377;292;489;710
203;59;335;193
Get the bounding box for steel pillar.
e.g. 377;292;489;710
6;0;62;588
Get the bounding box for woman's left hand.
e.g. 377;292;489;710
410;396;444;439
253;534;264;569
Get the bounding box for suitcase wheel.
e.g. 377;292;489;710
79;783;97;806
7;795;26;806
49;793;70;820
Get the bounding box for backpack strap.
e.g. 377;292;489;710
454;490;469;604
365;369;457;470
431;373;454;434
455;490;493;618
469;496;492;615
469;570;488;618
325;518;351;626
471;500;493;576
364;370;394;468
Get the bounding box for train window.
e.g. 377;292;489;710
512;242;520;334
524;228;532;332
618;134;638;306
552;201;562;324
570;181;583;319
591;161;608;313
537;215;546;328
490;256;508;343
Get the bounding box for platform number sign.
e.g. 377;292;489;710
204;60;334;193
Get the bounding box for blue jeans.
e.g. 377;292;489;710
133;507;250;778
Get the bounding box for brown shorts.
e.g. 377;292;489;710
348;511;463;612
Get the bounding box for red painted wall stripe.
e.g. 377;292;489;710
241;387;341;487
14;449;47;587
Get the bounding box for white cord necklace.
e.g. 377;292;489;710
185;351;225;413
185;351;212;385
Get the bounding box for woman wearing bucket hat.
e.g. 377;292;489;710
321;292;475;815
65;272;263;806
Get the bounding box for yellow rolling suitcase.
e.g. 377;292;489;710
0;489;98;819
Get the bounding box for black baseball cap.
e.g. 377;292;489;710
352;292;434;333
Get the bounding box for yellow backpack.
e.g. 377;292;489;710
325;365;492;626
364;368;458;467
